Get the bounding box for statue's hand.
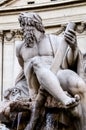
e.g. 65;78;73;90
64;29;77;50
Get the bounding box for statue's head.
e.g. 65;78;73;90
4;79;29;101
18;12;45;47
4;87;21;101
18;12;45;33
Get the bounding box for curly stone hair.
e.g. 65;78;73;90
18;12;45;33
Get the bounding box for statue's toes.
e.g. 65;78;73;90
65;98;79;109
74;94;80;102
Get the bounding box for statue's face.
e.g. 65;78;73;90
4;78;29;101
23;25;36;47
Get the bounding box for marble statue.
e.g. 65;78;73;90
16;12;82;130
0;12;86;130
16;12;78;106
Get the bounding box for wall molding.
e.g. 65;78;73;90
0;0;14;6
0;0;85;15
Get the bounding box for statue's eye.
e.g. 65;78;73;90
11;91;15;96
15;89;19;93
11;89;20;96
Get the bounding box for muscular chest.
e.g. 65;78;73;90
20;36;54;61
20;44;38;61
38;36;53;56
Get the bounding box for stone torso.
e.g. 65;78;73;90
20;34;58;69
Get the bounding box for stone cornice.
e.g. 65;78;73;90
0;0;13;6
0;0;85;15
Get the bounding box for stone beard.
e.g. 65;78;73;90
23;27;36;48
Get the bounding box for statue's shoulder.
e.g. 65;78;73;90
15;41;23;57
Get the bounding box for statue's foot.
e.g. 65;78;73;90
64;95;80;108
74;94;80;102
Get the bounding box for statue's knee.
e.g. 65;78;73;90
31;57;42;72
31;57;40;65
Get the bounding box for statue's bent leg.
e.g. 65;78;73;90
24;64;39;101
56;69;86;97
31;59;77;107
56;69;86;129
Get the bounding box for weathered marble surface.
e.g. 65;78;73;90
0;12;86;130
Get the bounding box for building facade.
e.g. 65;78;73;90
0;0;86;100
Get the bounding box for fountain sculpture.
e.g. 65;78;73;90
0;12;86;130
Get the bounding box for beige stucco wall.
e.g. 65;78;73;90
0;0;86;100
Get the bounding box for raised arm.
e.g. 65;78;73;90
62;29;79;69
